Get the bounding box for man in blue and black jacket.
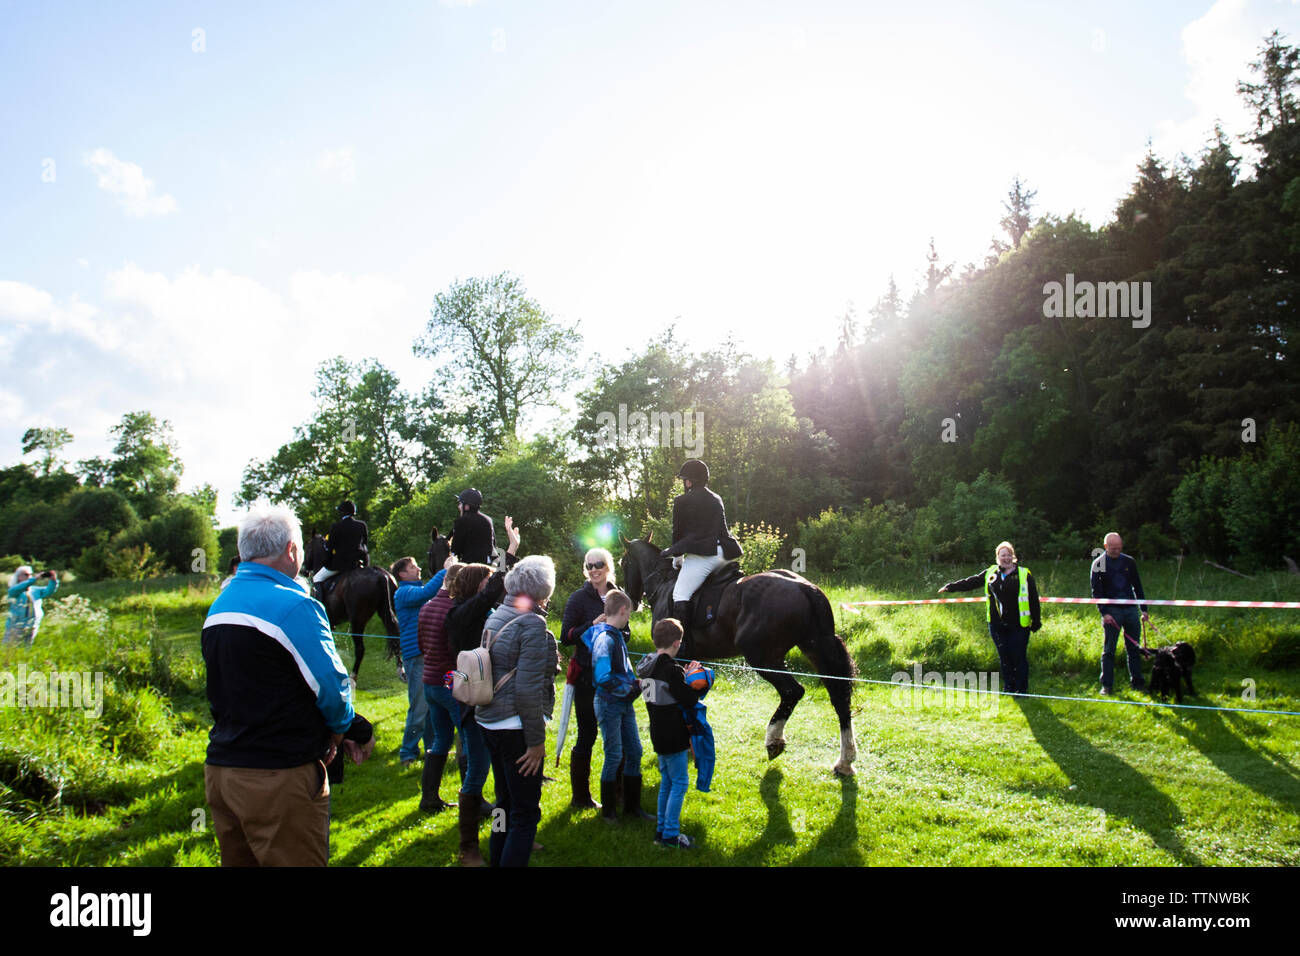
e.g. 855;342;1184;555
203;505;373;866
1091;532;1149;695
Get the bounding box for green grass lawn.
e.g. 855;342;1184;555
2;563;1297;866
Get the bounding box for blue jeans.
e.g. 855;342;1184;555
594;694;643;782
988;622;1030;694
1101;606;1145;690
421;684;490;794
401;654;434;761
482;727;542;868
456;709;491;796
421;683;460;756
656;749;689;839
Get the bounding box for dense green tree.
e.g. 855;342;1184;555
103;411;183;518
414;273;582;453
21;427;73;477
238;357;450;532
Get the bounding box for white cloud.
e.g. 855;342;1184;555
0;280;103;341
0;266;414;522
76;257;89;268
0;390;23;424
319;147;356;183
83;148;178;217
1154;0;1286;166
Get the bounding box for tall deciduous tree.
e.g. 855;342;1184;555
414;273;581;453
238;357;450;531
105;411;183;518
21;427;72;477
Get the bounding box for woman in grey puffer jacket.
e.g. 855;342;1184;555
475;554;558;867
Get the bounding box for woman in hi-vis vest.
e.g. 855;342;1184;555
939;541;1041;694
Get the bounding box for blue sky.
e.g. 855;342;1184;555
1;0;1295;524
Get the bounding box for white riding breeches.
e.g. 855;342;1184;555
313;566;339;583
672;547;726;601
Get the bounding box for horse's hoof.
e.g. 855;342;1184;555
766;740;786;760
833;762;856;777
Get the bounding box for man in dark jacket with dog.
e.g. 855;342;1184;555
1091;532;1148;695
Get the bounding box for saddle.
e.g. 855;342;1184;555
314;560;366;603
679;560;743;631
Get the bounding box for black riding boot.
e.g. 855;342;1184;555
671;601;691;629
600;780;619;822
569;750;599;810
622;775;655;821
419;754;455;814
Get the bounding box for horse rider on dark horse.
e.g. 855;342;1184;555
313;499;370;600
449;488;496;565
661;459;743;653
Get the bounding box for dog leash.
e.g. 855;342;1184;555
1122;615;1157;659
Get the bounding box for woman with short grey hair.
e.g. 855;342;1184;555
475;554;558;866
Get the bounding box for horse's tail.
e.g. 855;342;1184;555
378;569;400;637
796;581;857;678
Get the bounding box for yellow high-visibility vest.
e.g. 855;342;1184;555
984;564;1032;627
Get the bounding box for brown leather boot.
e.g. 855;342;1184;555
457;798;485;866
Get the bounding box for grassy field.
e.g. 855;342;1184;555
2;560;1297;866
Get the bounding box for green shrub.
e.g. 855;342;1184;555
732;521;785;574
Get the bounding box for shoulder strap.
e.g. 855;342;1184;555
480;612;546;691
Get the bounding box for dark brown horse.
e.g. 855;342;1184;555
303;533;401;682
619;532;858;775
427;527;451;577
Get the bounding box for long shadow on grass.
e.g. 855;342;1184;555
791;774;861;866
729;767;860;865
51;758;209;865
333;805;428;867
1151;708;1300;814
1017;699;1199;864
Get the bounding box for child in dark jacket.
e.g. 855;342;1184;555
636;618;701;849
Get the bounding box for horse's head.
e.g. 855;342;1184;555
428;526;451;570
302;533;328;575
618;530;662;611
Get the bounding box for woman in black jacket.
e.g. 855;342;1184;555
558;546;624;810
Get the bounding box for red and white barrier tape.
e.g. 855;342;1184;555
841;596;1300;611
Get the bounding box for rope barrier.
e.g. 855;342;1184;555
842;595;1300;608
841;596;1300;609
624;651;1300;718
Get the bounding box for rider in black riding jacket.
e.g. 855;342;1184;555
313;500;370;589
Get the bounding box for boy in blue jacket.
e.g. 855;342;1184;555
585;588;653;822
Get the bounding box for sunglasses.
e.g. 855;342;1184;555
586;562;607;570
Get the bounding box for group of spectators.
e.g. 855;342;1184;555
201;488;716;867
199;467;1156;868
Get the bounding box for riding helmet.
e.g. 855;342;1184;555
677;459;709;486
338;499;356;516
457;488;483;511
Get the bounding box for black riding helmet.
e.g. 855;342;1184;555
677;459;709;486
457;488;483;511
338;500;356;516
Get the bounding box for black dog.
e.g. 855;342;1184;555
1149;642;1196;703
